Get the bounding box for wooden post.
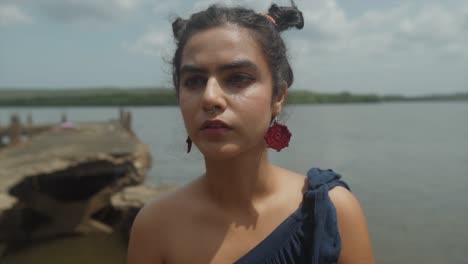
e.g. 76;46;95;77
61;112;67;123
122;111;132;131
119;108;124;125
9;114;21;146
27;113;33;127
0;121;3;147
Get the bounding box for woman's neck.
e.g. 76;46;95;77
201;146;279;211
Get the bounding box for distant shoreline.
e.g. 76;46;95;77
0;88;467;107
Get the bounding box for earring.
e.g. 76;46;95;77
186;136;192;153
264;117;292;152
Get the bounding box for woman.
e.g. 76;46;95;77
127;1;374;263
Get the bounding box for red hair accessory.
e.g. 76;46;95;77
260;13;277;25
264;119;291;152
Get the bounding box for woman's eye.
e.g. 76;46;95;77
184;76;206;89
226;74;255;88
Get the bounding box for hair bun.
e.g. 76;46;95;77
172;17;188;42
268;1;304;31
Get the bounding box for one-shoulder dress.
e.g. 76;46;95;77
234;168;350;264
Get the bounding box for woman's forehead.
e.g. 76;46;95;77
180;25;267;70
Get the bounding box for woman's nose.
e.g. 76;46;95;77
202;77;227;113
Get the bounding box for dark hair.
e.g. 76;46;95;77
171;1;304;99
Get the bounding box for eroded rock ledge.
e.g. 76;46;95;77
0;119;167;255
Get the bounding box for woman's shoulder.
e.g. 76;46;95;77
133;178;204;228
127;179;204;263
326;176;375;263
300;167;374;263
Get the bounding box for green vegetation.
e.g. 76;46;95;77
286;91;381;104
0;88;177;106
0;87;467;107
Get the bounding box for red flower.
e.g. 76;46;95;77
264;121;292;152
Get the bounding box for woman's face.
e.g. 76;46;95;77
178;24;284;159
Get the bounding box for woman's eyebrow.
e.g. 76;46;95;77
180;60;259;75
180;65;207;75
218;60;258;72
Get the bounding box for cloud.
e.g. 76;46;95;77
191;0;269;13
284;0;468;94
128;0;467;94
126;29;173;56
152;0;270;19
291;1;468;55
0;4;32;26
75;0;458;95
34;0;143;24
134;0;271;56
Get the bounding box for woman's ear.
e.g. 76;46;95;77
273;82;288;116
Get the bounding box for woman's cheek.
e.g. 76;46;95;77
178;93;198;131
237;85;271;109
234;94;272;135
179;90;198;111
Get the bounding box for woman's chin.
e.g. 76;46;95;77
198;140;267;161
198;143;243;160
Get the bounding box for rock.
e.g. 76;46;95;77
0;193;16;214
0;121;153;249
110;184;176;240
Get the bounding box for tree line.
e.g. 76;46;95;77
0;88;466;107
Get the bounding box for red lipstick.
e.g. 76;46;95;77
201;119;231;129
200;119;232;136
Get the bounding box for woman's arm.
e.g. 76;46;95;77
329;186;375;264
127;204;165;264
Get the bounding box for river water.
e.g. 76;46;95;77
1;102;467;263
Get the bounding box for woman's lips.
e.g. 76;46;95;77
200;119;232;130
201;127;231;136
200;119;232;136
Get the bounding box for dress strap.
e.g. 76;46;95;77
301;168;350;264
306;168;350;191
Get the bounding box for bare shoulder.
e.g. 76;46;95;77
328;186;375;264
127;181;201;264
274;165;308;187
328;186;362;213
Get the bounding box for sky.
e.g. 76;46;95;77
0;0;467;95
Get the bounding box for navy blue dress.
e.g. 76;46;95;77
234;168;350;264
